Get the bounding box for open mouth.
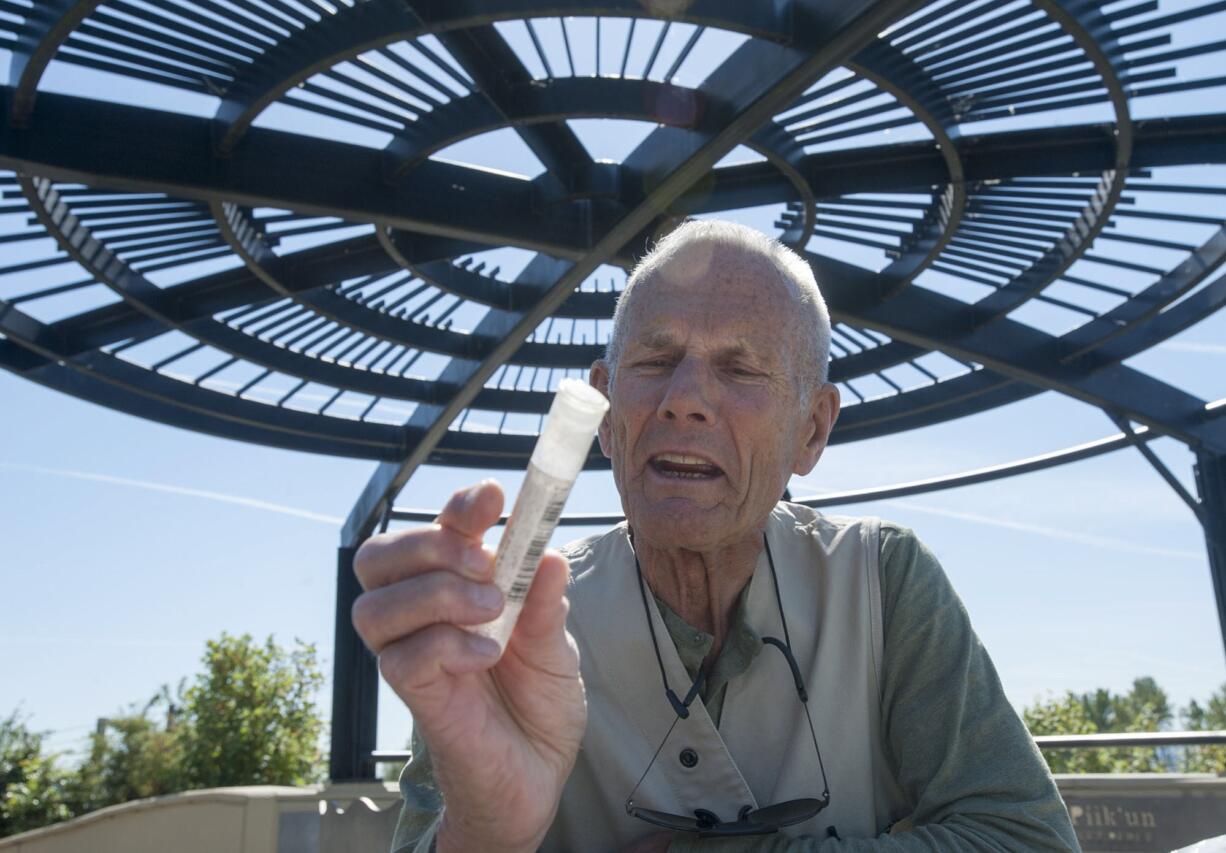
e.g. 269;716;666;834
650;453;725;480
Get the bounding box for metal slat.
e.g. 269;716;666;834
1111;0;1226;38
125;0;275;49
80;13;243;72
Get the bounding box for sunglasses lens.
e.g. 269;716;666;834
747;797;825;827
627;805;701;831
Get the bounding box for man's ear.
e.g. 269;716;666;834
590;360;613;459
792;382;841;476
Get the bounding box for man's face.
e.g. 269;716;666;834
590;241;839;552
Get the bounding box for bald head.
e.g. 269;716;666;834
605;221;832;394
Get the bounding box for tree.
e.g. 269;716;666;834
1024;677;1170;773
1182;683;1226;774
2;632;327;840
70;688;184;814
0;711;74;837
176;633;325;788
1025;692;1116;774
1078;677;1172;733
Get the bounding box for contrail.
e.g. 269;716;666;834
875;499;1203;561
793;481;1203;561
0;462;344;526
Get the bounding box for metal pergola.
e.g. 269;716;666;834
1;0;1224;781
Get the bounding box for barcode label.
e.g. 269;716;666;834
492;466;571;605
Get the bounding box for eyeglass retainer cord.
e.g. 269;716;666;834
626;529;830;807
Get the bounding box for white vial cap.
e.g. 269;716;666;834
530;379;609;481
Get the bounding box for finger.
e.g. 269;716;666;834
354;526;494;591
510;550;572;642
435;480;504;540
352;573;504;653
378;623;502;698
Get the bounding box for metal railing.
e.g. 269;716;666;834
384;428;1166;528
1032;730;1226;749
369;731;1226;765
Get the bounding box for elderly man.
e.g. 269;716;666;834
352;221;1079;852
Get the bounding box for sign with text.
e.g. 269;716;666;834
1063;795;1226;852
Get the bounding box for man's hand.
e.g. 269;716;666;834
352;481;587;853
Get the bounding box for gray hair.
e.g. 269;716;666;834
605;220;832;389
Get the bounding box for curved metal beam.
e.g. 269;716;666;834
0;299;404;459
0;216;595;378
3;234;400;360
215;201;606;368
8;0;103;127
814;251;1226;453
830;222;1226;440
401;255;618;319
20;175;214;339
379;75;822;313
429;24;592;190
18;180;467;407
22;179;1219;437
828;216;1226;437
833;370;1033;444
849;40;966;295
707;111;1226;213
802;4;1138;388
212;202;477;361
212;0;802;156
776;39;972;380
385;74;823;256
7;355;401;459
929;1;1131;321
213;0;425;156
6;89;1222;258
13;185;572;424
2;88;590;259
385;76;702;179
387;424;1172;524
1063;225;1226;362
56;200;1214;438
217;200;600;366
1093;242;1226;365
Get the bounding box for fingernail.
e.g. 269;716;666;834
470;583;502;611
467;634;502;658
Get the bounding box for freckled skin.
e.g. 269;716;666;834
590;242;840;629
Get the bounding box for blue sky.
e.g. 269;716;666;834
4;336;1224;763
2;4;1226;768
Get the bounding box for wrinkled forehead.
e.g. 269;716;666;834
622;240;802;334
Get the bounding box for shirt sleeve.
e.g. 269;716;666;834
668;523;1080;853
389;727;443;853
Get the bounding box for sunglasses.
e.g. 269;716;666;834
624;534;831;837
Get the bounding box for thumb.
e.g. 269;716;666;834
508;550;572;649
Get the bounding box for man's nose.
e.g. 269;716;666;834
656;358;716;424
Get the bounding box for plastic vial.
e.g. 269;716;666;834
471;379;609;653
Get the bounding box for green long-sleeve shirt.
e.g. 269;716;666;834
390;523;1079;852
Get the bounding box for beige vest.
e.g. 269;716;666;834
542;503;910;852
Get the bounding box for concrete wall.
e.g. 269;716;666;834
0;783;398;853
1;775;1223;853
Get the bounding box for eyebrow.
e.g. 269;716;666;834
631;331;758;361
634;331;681;350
